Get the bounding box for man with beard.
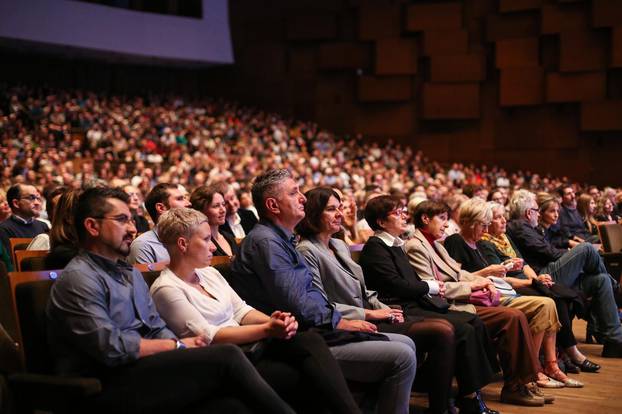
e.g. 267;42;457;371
46;187;295;414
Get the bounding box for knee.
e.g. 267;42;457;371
391;342;418;373
434;319;456;342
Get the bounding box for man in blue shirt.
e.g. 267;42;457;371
47;186;294;414
557;185;599;243
230;169;417;414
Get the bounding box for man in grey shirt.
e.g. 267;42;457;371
128;183;191;264
46;186;295;414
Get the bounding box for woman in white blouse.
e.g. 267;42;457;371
150;207;362;414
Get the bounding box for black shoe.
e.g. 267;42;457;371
565;359;581;374
576;358;601;372
457;392;500;414
602;341;622;358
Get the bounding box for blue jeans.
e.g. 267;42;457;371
541;243;622;343
329;333;417;414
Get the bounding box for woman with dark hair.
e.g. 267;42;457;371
296;189;500;414
576;194;599;240
190;185;239;258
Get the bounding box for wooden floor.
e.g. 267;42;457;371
410;319;622;413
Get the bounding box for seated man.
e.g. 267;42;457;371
507;189;622;357
0;184;49;270
229;169;417;414
214;181;258;239
128;183;191;264
47;186;295;414
557;185;599;243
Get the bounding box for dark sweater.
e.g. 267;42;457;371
443;233;488;274
0;215;49;265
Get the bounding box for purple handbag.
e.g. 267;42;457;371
468;289;501;307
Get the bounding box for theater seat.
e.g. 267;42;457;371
7;270;101;413
598;223;622;283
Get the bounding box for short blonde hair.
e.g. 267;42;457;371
157;207;208;248
458;198;492;227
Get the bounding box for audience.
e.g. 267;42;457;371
128;183;191;264
46;187;293;413
151;207;361;413
228;169;417;414
507;190;622;358
190;184;239;258
215;181;258;239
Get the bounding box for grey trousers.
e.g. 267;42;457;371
329;332;417;414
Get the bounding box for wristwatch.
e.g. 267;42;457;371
174;339;187;350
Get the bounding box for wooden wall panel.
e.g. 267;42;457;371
318;43;371;70
287;15;337;40
500;67;544;106
422;83;480;119
358;76;413;102
486;13;540;41
581;100;622;130
496;38;539;68
613;27;622;68
592;0;622;28
430;54;485;82
375;38;418;75
541;4;589;34
288;48;316;79
422;30;469;56
353;103;415;136
405;2;463;32
560;31;608;72
358;3;401;40
546;72;607;103
499;0;542;13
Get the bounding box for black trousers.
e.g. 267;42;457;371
254;331;361;414
381;306;498;413
88;344;295;414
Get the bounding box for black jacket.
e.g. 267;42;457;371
219;209;258;238
506;219;565;273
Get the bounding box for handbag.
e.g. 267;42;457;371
417;294;450;313
469;288;501;307
488;276;518;297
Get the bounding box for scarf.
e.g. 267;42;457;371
481;232;517;259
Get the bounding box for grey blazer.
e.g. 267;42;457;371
297;237;389;320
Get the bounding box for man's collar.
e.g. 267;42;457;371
11;214;34;224
85;250;134;274
261;219;297;245
375;231;405;247
227;212;241;225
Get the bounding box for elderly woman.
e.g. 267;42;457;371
123;185;150;233
405;201;559;405
190;185;239;258
296;188;498;414
479;201;599;373
443;198;582;387
150;207;362;414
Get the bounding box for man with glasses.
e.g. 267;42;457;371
47;186;296;413
0;184;49;269
507;190;622;357
128;183;191;264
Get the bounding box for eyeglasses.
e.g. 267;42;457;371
389;207;408;217
529;208;540;214
93;215;136;226
20;195;42;202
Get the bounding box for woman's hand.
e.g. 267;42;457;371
484;264;507;277
264;311;298;339
470;278;493;291
181;336;208;348
437;280;447;297
537;274;554;287
337;319;378;333
365;308;404;323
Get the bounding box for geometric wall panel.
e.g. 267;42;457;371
375;38;418;75
406;2;462;32
486;13;539;41
613;27;622;67
358;76;413;102
496;38;539;68
287;15;338;40
422;30;469;56
359;3;401;40
541;4;589;34
422;83;480;119
546;72;607;102
500;67;545;106
499;0;543;13
560;31;608;72
318;43;371;70
593;0;622;28
430;54;485;82
581;100;622;130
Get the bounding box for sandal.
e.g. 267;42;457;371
574;358;601;373
544;360;584;388
536;371;564;388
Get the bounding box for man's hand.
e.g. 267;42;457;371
181;336;208;348
365;308;404;323
337;319;378;333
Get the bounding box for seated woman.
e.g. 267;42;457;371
296;188;498;414
479;201;599;373
595;194;620;223
443;198;582;387
190;185;239;258
45;189;81;269
150;207;361;414
536;194;581;249
577;194;600;241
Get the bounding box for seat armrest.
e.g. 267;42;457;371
9;372;101;397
